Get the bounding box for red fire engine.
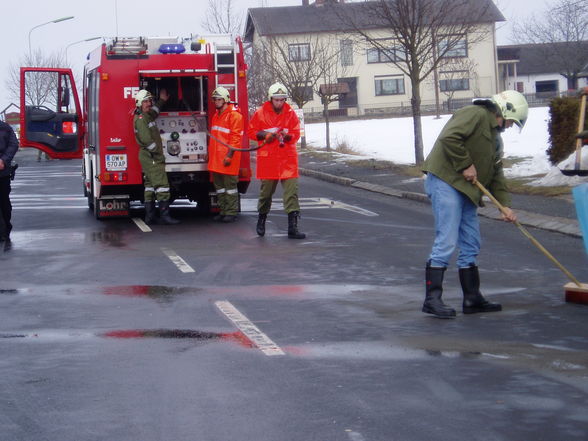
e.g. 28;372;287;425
19;35;251;219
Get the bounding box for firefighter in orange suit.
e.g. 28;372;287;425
208;86;244;222
248;83;305;239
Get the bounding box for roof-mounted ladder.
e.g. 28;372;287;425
214;42;239;103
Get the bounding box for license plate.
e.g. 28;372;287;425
106;154;127;171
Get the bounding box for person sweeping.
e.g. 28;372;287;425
421;90;528;318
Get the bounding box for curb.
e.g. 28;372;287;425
299;167;582;238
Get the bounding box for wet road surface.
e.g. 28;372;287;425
1;151;588;440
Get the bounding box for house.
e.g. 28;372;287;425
497;42;588;97
244;0;505;117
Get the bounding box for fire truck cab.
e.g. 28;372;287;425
20;35;251;219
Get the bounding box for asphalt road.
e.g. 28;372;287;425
1;149;588;441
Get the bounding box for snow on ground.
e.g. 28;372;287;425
305;106;588;187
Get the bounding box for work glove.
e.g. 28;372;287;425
256;131;276;143
278;130;292;143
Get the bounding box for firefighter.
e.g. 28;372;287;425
248;83;305;239
0;120;19;245
421;90;528;318
208;86;244;223
133;89;179;225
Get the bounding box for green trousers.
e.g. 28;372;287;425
213;172;239;216
139;149;170;202
258;178;300;214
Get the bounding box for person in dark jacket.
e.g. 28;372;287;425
421;90;529;318
0;121;19;244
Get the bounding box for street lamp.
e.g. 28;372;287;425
28;16;75;56
65;37;101;65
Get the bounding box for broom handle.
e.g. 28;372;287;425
474;180;582;287
574;93;587;171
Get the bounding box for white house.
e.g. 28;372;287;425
244;0;505;117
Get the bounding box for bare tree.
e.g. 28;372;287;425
250;35;339;147
315;41;355;151
5;50;67;107
513;0;588;90
202;0;244;35
332;0;494;165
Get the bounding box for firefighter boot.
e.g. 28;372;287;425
287;211;306;239
256;213;267;237
158;200;180;225
459;265;502;314
144;201;157;225
422;263;456;318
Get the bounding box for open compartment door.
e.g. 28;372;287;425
19;67;83;159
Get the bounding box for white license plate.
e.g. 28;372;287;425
105;154;127;171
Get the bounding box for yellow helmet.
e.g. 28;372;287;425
135;89;153;108
268;82;288;101
492;90;529;129
212;86;230;102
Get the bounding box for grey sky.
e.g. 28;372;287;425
2;0;549;112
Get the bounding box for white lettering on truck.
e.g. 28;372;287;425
124;87;140;99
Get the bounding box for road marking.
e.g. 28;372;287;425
132;217;152;232
161;248;195;273
215;300;285;356
346;431;367;441
240;197;378;216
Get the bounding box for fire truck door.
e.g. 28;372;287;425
19;68;83;159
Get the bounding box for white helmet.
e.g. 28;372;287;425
135;89;153;108
212;86;230;102
492;90;529;129
268;83;288;101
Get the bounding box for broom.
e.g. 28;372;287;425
474;180;588;303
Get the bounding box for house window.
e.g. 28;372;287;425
439;75;470;92
291;85;314;101
438;36;468;58
288;43;311;62
375;75;405;95
340;39;353;66
367;46;404;63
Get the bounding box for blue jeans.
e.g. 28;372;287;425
425;173;480;268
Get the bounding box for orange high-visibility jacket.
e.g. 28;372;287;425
208;104;244;176
248;101;301;180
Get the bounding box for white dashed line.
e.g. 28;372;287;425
215;301;285;356
132;217;152;232
161;248;195;273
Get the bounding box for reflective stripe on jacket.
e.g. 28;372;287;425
248;101;301;180
208;104;244;176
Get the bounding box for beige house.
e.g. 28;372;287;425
244;0;505;117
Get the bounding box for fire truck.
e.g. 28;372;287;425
19;35;251;219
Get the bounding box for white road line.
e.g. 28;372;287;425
215;300;285;356
240;197;378;217
347;431;367;441
132;218;152;232
161;248;195;273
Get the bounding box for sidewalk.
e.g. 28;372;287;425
298;151;582;238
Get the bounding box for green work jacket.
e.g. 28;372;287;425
133;99;165;157
422;104;511;207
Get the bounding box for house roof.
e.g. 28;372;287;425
497;42;588;75
244;0;505;42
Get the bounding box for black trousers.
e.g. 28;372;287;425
0;176;12;239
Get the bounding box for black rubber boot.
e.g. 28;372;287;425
422;263;456;318
459;265;502;314
158;200;180;225
144;201;157;225
287;211;306;239
256;213;267;236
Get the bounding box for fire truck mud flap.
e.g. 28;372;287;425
94;195;131;219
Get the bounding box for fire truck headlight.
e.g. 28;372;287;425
167;141;181;156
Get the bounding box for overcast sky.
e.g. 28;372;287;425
2;0;550;113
